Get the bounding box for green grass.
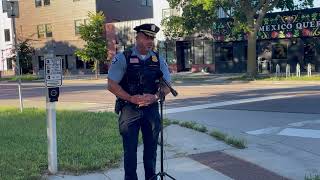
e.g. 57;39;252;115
225;137;247;149
0;107;122;180
210;130;227;141
0;74;41;82
178;121;208;133
210;130;246;149
228;74;320;81
305;174;320;180
165;120;246;149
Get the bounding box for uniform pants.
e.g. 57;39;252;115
119;103;160;180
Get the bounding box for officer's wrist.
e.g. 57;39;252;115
154;94;159;101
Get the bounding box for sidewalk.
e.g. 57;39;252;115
47;125;288;180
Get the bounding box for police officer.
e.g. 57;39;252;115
107;23;171;180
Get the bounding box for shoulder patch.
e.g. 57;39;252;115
112;57;119;64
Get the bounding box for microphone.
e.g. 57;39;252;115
157;71;178;97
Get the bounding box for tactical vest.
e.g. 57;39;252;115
119;50;161;96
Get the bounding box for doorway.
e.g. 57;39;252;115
176;41;191;72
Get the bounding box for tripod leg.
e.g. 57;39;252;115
164;172;176;180
148;172;160;180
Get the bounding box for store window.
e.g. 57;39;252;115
272;43;287;59
220;46;233;61
76;56;84;69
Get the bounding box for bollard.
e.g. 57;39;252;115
276;64;281;77
296;63;300;77
286;64;291;78
307;63;312;77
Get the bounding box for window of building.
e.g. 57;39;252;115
45;24;52;37
74;19;88;35
86;60;94;69
44;0;50;6
76;56;84;69
220;47;233;61
272;43;287;59
35;0;42;7
304;43;315;57
4;29;10;42
141;0;152;6
7;58;13;69
37;25;45;38
56;55;68;69
38;56;44;70
162;8;180;19
84;19;89;25
217;7;234;18
37;24;52;38
74;20;82;35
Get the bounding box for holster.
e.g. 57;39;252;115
115;98;126;115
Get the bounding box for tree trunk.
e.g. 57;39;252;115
94;60;100;79
247;30;257;77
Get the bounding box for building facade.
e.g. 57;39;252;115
15;0;153;76
106;0;189;72
0;2;14;76
213;7;320;73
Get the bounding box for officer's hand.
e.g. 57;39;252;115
139;94;158;107
129;95;144;105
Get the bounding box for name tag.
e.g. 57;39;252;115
130;58;139;63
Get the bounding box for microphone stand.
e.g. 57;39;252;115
150;78;177;180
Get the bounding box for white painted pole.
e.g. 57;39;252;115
47;99;58;174
11;15;23;112
45;51;58;174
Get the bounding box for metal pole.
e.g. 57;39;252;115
45;51;58;174
11;16;23;112
47;99;58;174
1;49;4;77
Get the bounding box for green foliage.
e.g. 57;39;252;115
0;108;122;179
228;74;320;81
167;0;314;35
305;174;320;180
225;136;247;149
162;16;186;38
75;11;107;74
163;1;217;38
9;39;35;74
210;130;227;141
0;74;40;81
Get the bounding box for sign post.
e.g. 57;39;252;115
45;52;62;174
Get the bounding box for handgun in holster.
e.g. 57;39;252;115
115;98;126;115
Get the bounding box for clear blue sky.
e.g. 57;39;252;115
315;1;320;7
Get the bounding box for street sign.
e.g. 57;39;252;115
45;56;62;87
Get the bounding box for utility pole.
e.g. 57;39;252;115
1;49;4;78
3;0;23;112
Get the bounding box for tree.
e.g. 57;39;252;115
10;39;35;74
165;0;314;76
75;11;107;79
162;1;217;38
